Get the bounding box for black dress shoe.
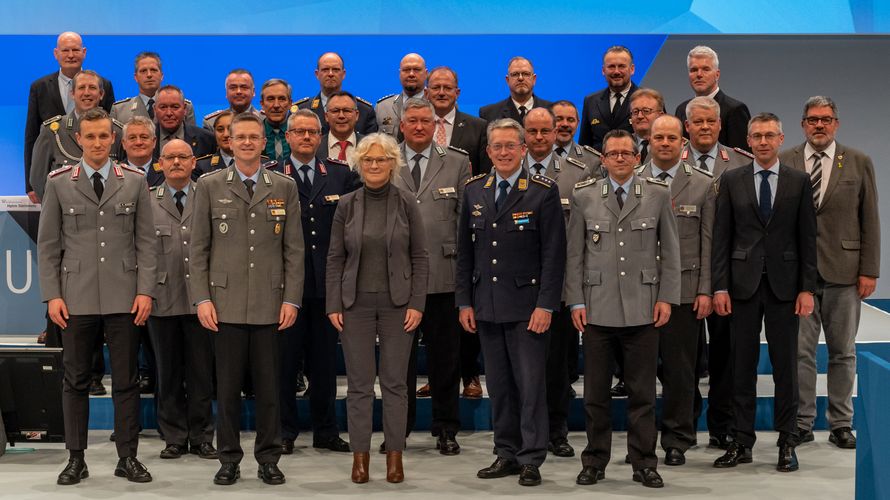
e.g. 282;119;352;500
258;463;285;485
57;458;89;485
784;427;813;446
88;379;106;396
214;463;240;485
436;433;461;455
190;442;219;459
313;436;351;452
517;464;541;486
295;371;307;393
576;466;604;485
281;439;295;455
114;457;152;483
477;457;521;479
664;448;685;466
777;445;799;472
708;433;735;449
160;443;187;459
137;377;155;395
713;442;752;468
829;427;856;449
547;437;575;457
632;468;664;488
610;380;627;397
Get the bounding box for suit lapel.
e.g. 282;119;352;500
496;170;527;220
451;112;467;146
597;91;612;127
75;167;100;204
99;171;123;208
617;177;641;224
159;185;181;221
227;166;252;205
671;168;691;200
47;75;66;114
819;145;844;210
742;167;766;225
181;182;196;223
603;180;621;219
769;166;791;225
398;146;417;193
385;184;397;247
418;148;444;196
249;172;272;209
308;162;328;202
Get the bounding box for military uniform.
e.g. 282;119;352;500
564;174;680;473
189;164;303;466
557;141;603;180
375;93;404;137
201;105;262;130
37;160;156;460
294;93;378;135
393;144;470;439
147;181;214;451
455;169;566;468
30;111;124;200
111;95;196;127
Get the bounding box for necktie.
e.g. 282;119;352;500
658;171;671;183
758;170;772;220
91;172;104;200
337;140;349;161
300;164;312;191
173;190;185;215
65;79;74;114
531;163;544;176
555;147;566;157
244;179;255;199
518;106;528;122
274;133;284;160
435;118;447;145
147;98;155;119
698;154;710;172
811;152;824;207
495;179;510;211
615;186;625;210
612;93;623;116
639;140;649;163
411;153;423;190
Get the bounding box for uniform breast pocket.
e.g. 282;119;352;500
470;216;486;243
212;208;238;237
432;188;459;220
155;224;173;254
586;220;610;252
114;204;137;233
62;205;85;233
675;211;700;239
630;217;657;250
507;218;537;234
267;209;286;239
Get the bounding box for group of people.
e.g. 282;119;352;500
28;31;878;490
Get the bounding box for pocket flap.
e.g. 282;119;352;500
641;268;659;284
63;205;85;216
841;239;861;250
587;220;610;232
514;276;540;287
211;207;237;220
114;204;136;215
681;258;700;271
731;249;747;260
631;217;656;230
783;251;798;261
157;271;167;285
432;189;458;200
442;243;457;257
584;270;601;286
61;257;79;273
122;257;137;272
154;224;172;237
209;272;227;288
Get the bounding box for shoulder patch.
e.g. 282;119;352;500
194;153;212;161
112;97;133;106
531;174;554;188
376;93;397;103
293;97;310;105
466;173;487;185
574;178;597;190
49;164;74;177
447;145;469;156
582;145;602;157
692;164;714;177
355;96;372;107
119;164;146;176
565;157;585;169
42;115;63;126
203;109;225;120
732;147;756;159
646;177;669;187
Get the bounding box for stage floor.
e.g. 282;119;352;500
0;430;853;499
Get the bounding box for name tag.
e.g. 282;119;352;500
678;205;697;215
438;187;456;194
270;208;286;216
324;194;340;202
560;197;569;206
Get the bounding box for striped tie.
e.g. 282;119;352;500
811;152;824;207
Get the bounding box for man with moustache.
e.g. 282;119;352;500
260;79;293;163
202;69;262;129
112;52;195;126
479;57;552;123
550;100;603;178
296;52;377;135
376;53;428;137
320;91;364;169
579;46;638;152
152;85;215;185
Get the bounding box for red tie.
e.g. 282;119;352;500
435;118;447;145
337;140;349;161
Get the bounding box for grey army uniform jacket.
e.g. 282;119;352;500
376;93;407;137
189;165;304;325
37;162;157;314
393;143;471;294
149;181;196;316
111;95;196;127
681;142;752;179
565;174;680;327
522;154;588;224
637;162;716;303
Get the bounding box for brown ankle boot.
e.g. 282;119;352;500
385;450;404;483
351;452;369;483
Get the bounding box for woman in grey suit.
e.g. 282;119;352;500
326;133;429;484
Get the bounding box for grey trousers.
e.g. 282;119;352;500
798;282;860;431
340;292;414;453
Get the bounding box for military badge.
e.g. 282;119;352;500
473;204;482;210
267;198;285;208
592;232;600;244
678;205;697;215
270;208;286;216
472;210;482;216
518;178;528;190
49;121;60;132
274;222;282;235
217;198;232;204
324;194;340;202
311;98;320;109
590;118;600;126
219;222;228;234
382;117;392;125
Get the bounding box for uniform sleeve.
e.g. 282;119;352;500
797;173;818;294
24;83;41;193
406;196;429;312
30;128;53;200
282;179;305;306
858;154;881;278
697;178;717;296
36;177;63;302
536;185;567;311
656;189;681;305
325;199;348;314
454;186;474;308
188;176;213;304
134;180;158;298
564;190;586;306
711;175;733;293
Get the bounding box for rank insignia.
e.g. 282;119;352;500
719;148;729;161
484;176;494;188
219;222;228;234
153;163;162;172
518;178;528;190
382;117;392;125
561;198;570;206
274;222;282;235
590;118;600;126
472;210;482;216
311;98;320;109
211;155;220;166
473;204;482;210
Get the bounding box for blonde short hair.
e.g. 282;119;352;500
351;133;406;181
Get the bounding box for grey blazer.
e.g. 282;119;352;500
149;181;196;316
326;183;429;313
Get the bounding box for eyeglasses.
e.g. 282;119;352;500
804;116;836;126
630;108;657;117
508;71;533;79
603;151;637;160
161;154;194;162
288;128;321;136
749;133;781;142
489;143;521;152
327;107;356;115
360;157;392;167
232;134;263;143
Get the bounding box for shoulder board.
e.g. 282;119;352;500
355;96;372;107
466;173;487;185
376;93;397;103
260;154;270;161
49;164;74;177
262;159;279;169
293;97;310;105
324;157;349;167
43;115;63;126
634;164;646;174
531;174;554;188
112;97;133;106
732;147;756;159
646;177;669;187
112;118;124;129
692;164;714;177
582;145;602;157
574;178;597;190
565;157;585;169
119;164;145;176
194;153;212;162
447;145;469;156
268;168;292;180
199;168;227;179
203;109;225;120
184;98;193;105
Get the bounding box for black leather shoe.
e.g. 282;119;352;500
114;457;152;483
214;463;240;485
295;371;307;393
777;445;799;472
632;468;664;488
160;443;187;459
610;380;627;397
664;448;685;466
313;436;351;453
57;458;89;485
576;466;604;485
829;427;856;449
190;442;219;459
477;457;521;479
88;379;106;396
517;464;541;486
785;427;814;446
713;442;752;468
281;439;295;455
547;437;575;457
708;433;735;449
137;377;155;394
436;433;461;455
258;463;285;485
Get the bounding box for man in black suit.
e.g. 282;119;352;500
674;46;751;152
426;67;491;178
711;112;817;473
478;57;552;124
25;31;115;202
579;46;637;152
151;85;215;186
295;52;377;136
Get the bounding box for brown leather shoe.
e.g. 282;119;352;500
462;377;483;399
416;384;431;397
351;452;369;484
385;451;404;483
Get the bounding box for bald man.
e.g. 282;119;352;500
295;52;377;135
376;53;428;137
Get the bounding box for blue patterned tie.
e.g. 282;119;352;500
758;170;772;220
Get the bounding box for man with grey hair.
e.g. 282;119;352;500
111;52;195;126
779;96;880;449
153;85;215;170
479;57;552;123
674;45;750;151
260;78;293;162
376;53;428;136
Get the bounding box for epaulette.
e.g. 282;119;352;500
634;164;646;174
531;174;554;188
646;177;669;187
120;164;145;176
582;145;602;157
466;173;487;185
355;96;372;107
195;154;212;162
447;145;469;156
262;159;279;170
574;178;597;190
112;118;124;129
565;157;585;169
293;97;311;105
48;164;74;177
184;98;193;105
112;97;133;106
199;168;227;179
692;164;714;177
43;115;63;126
203;109;225;120
267;168;292;180
733;147;755;159
324;157;349;167
376;93;397;103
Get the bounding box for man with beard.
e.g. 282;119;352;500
579;46;638;152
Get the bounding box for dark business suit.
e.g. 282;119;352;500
24;71;115;193
296;93;378;135
451;110;491;176
578;83;638;152
676;90;751;152
711;163;817;448
478;95;552;124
